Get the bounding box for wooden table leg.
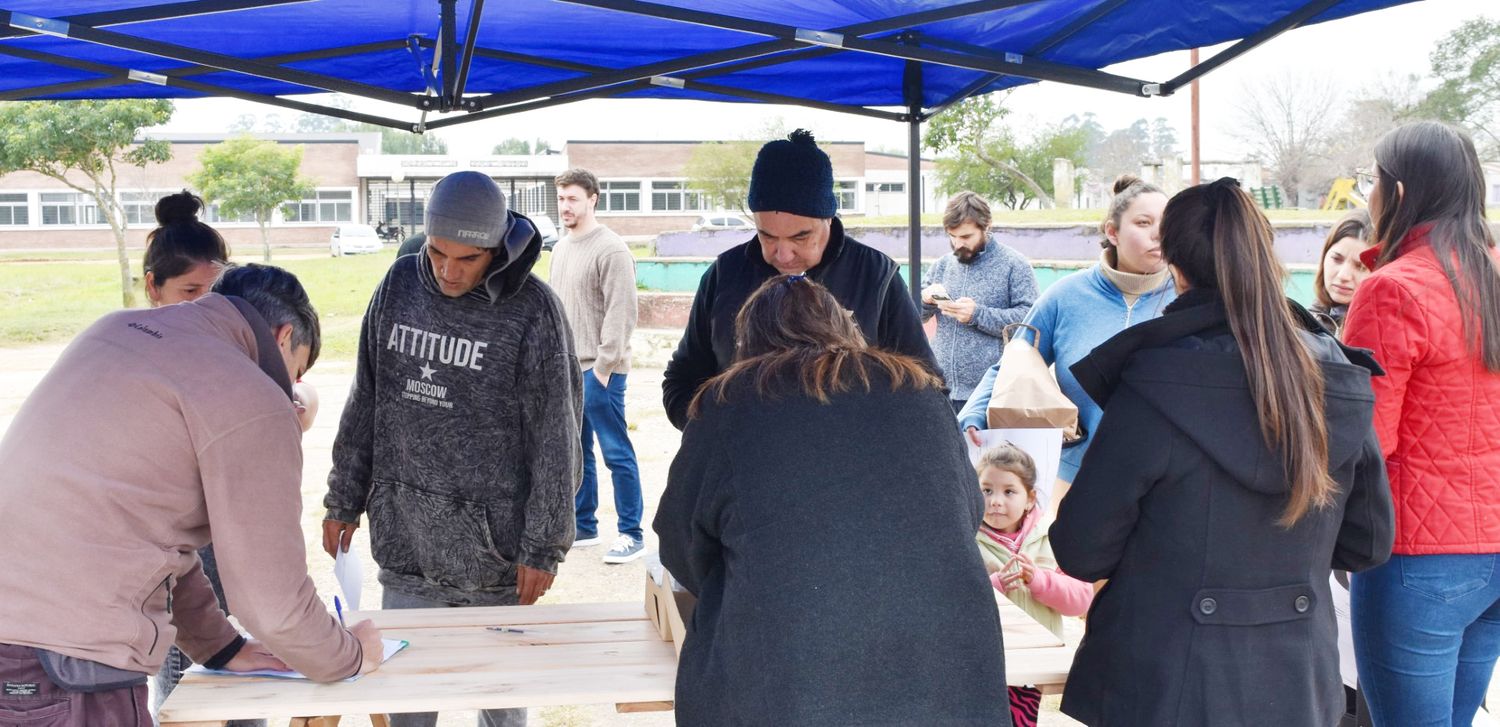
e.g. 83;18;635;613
616;701;674;713
370;716;391;727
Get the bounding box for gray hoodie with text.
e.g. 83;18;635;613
325;214;583;605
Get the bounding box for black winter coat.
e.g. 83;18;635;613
655;366;1009;727
1051;290;1394;727
661;218;936;429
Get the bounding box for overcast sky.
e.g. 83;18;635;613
159;0;1483;161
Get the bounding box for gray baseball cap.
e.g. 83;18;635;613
425;171;510;248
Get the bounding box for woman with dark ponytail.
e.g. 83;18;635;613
143;190;230;305
1049;178;1393;725
1343;121;1500;727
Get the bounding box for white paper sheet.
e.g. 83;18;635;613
966;428;1064;514
333;544;363;612
187;638;408;681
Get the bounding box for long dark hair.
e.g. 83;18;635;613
1161;178;1334;526
1312;209;1372;310
1372;121;1500;371
144;190;230;283
688;275;942;418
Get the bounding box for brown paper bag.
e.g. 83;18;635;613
986;323;1080;440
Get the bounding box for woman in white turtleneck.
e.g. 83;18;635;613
958;174;1177;502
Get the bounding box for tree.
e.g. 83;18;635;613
925;94;1050;208
924;94;1087;209
229;114;258;132
683;140;758;215
1150;117;1178;159
1423;17;1500;154
1234;74;1339;207
375;127;447;155
1326;74;1427;178
0;100;174;307
682;121;789;215
190;137;314;262
492;138;532;155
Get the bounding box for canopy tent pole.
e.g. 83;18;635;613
904;58;923;309
907;115;923;308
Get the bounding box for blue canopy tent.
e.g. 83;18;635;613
0;0;1417;300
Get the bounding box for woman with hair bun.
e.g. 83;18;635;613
143;190;230;305
958;174;1176;502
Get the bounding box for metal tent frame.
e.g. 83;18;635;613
0;0;1405;301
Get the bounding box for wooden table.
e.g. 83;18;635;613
160;590;1075;725
158;601;677;726
994;593;1077;693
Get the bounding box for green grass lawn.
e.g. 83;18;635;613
0;246;572;360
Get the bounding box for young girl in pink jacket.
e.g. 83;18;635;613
975;443;1094;726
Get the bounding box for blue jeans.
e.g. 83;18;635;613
576;370;643;542
382;589;526;727
1352;553;1500;727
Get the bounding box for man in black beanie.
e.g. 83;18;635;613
661;129;937;429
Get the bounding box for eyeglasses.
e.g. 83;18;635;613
1354;168;1378;188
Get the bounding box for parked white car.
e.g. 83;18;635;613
330;224;383;256
692;214;753;232
532;213;560;251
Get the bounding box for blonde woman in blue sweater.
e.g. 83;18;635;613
959;175;1176;500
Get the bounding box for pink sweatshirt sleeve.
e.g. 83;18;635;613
1026;567;1094;617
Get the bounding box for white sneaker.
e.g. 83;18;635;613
603;535;645;564
572;534;601;548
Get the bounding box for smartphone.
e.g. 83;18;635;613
930;293;951;302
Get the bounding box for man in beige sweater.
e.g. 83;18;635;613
550;168;644;564
0;266;382;723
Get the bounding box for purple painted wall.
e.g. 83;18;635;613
655;223;1337;265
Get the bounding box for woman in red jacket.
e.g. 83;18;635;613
1345;121;1500;727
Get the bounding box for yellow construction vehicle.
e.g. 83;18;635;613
1321;177;1367;211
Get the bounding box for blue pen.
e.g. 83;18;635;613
334;595;345;626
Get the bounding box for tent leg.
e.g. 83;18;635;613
907;114;922;308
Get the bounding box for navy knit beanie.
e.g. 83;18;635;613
747;129;837;219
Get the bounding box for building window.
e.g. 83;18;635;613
283;189;354;223
203;203;257;224
39;192;100;226
599;181;641;212
650;181;706;213
835;180;858;211
865;182;905;193
0;193;28;226
120;192;160;226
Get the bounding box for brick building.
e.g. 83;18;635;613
565;140;939;236
0;133;939;249
0;132;377;250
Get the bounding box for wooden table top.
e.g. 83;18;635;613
159;594;1075;725
158;602;676;725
